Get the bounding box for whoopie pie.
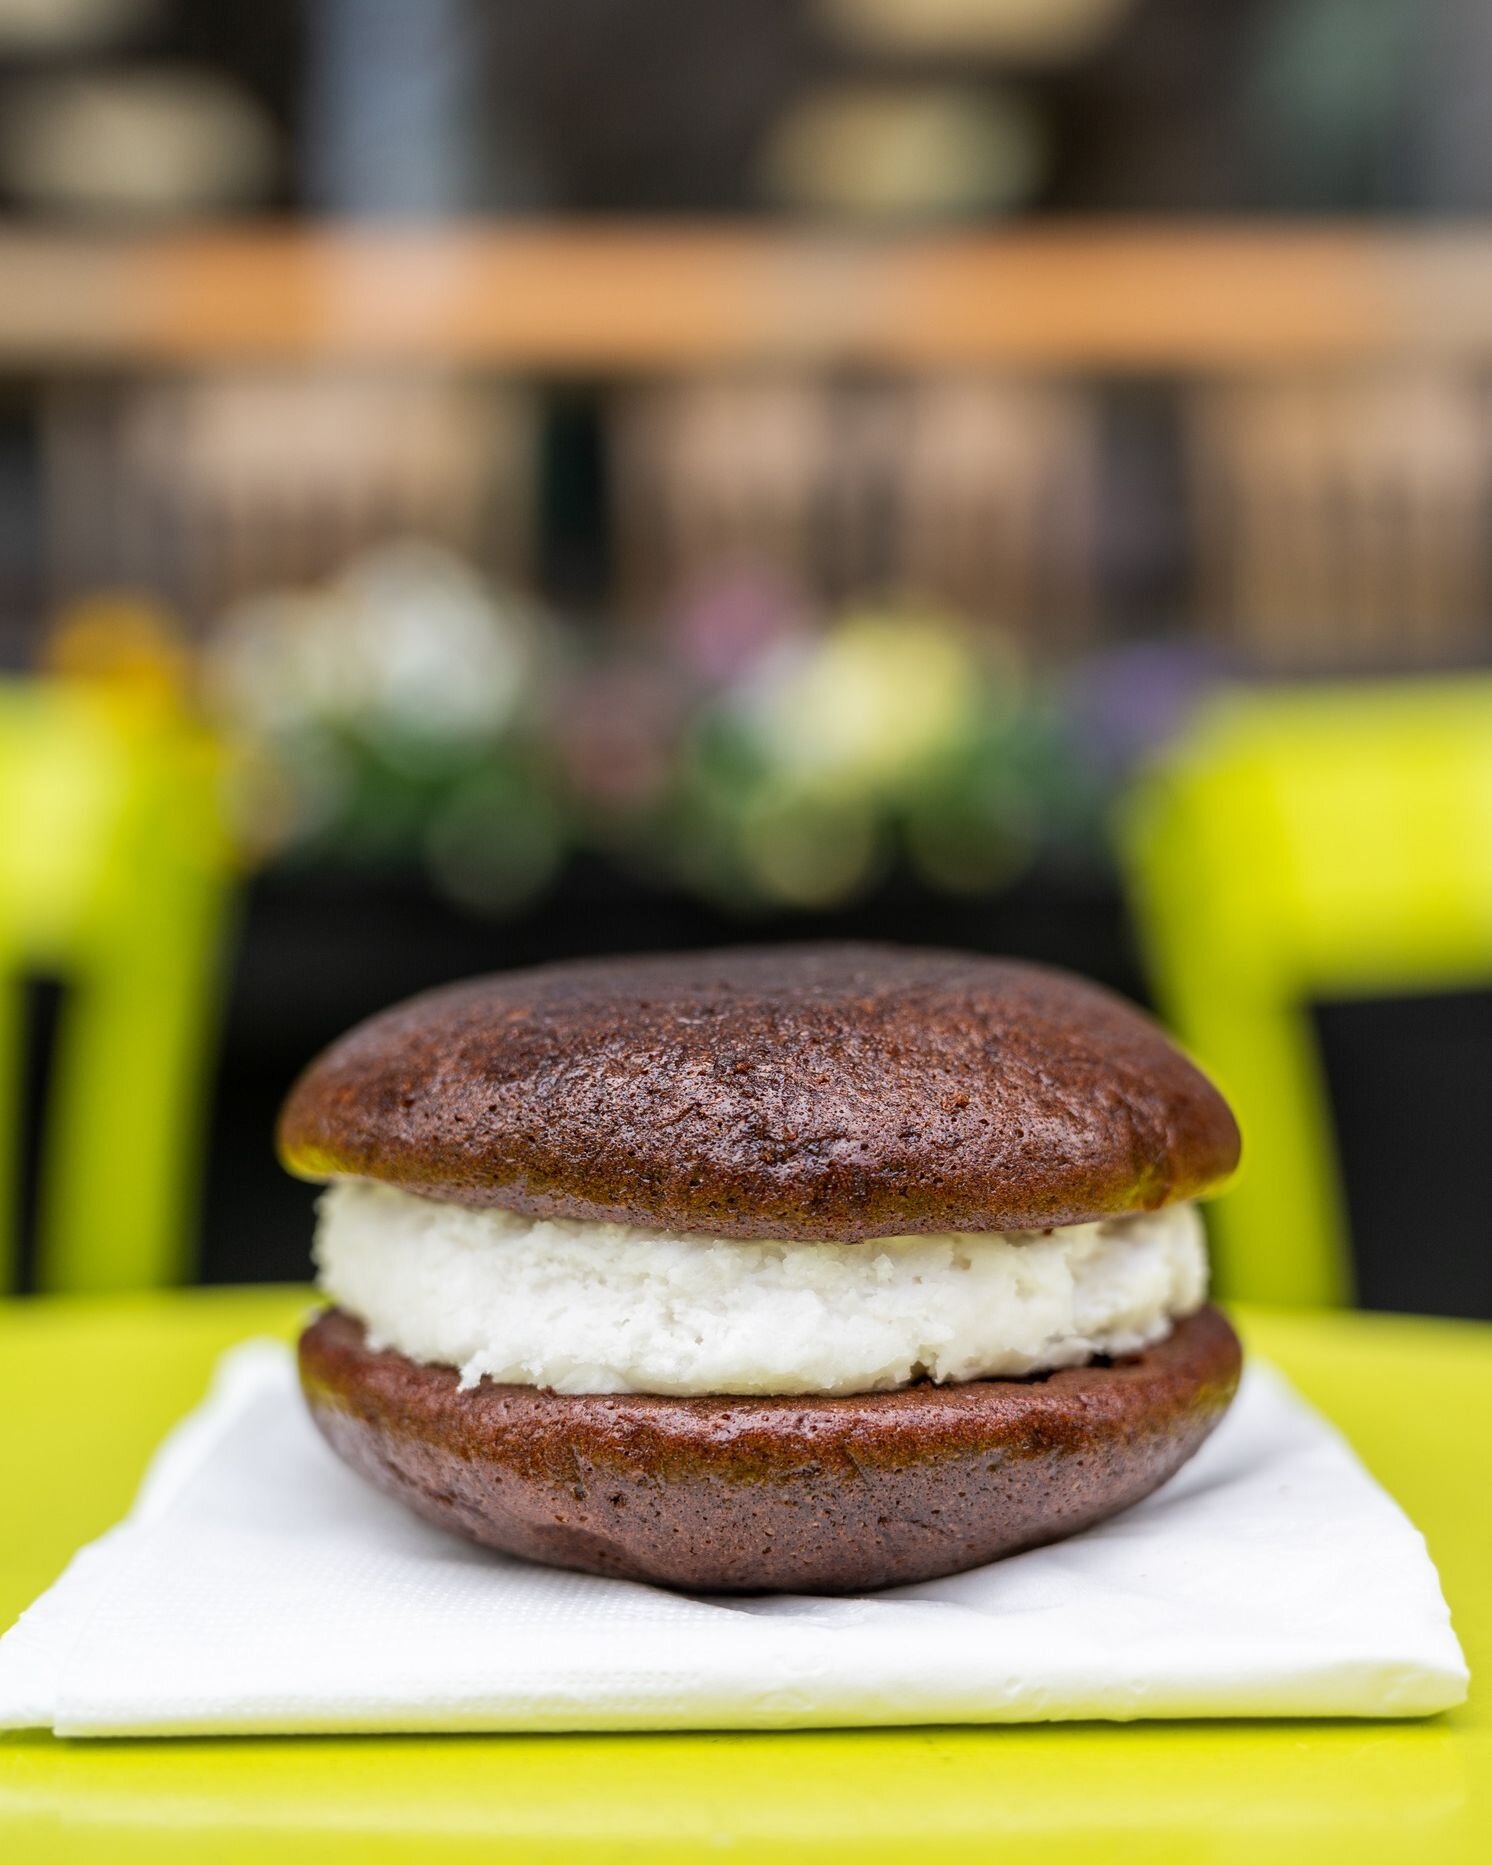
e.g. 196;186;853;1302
282;943;1242;1593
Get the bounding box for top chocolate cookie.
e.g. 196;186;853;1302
278;943;1239;1241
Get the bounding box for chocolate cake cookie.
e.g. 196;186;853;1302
301;1305;1240;1593
280;944;1239;1239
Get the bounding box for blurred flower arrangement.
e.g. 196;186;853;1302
205;545;565;915
56;540;1172;917
634;594;1107;911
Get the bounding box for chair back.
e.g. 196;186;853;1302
0;681;234;1292
1122;678;1492;1306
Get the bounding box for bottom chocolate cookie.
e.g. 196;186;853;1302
299;1305;1240;1594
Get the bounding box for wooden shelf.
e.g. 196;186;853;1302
5;222;1492;372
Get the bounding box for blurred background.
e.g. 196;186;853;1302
0;0;1489;1316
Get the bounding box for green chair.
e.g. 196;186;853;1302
0;681;235;1293
1121;677;1492;1308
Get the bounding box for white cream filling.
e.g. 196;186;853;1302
313;1180;1208;1398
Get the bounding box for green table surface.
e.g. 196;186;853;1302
0;1289;1488;1864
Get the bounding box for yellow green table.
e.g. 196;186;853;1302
1;1290;1488;1863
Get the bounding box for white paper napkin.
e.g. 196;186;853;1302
0;1342;1467;1736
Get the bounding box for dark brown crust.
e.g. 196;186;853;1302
298;1305;1242;1594
278;945;1239;1240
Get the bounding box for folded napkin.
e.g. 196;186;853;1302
0;1342;1467;1736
